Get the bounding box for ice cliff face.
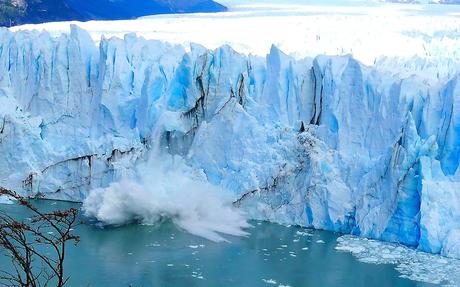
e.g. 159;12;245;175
0;26;459;258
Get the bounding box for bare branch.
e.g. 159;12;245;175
0;187;80;287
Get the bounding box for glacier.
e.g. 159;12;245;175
0;23;459;259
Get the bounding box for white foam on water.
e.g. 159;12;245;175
262;279;278;285
336;235;460;286
82;155;250;242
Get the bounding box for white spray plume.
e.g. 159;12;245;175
82;155;250;242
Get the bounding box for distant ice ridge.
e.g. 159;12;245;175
0;26;459;258
10;0;460;72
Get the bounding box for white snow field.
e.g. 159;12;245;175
1;0;460;270
9;0;460;69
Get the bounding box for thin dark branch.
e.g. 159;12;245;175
0;187;80;287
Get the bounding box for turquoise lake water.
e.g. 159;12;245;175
0;200;436;287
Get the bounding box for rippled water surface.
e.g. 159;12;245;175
0;201;439;287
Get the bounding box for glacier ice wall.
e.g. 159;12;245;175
0;26;459;258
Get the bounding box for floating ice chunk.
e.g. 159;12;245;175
146;243;161;247
262;279;277;285
0;196;14;205
336;235;460;285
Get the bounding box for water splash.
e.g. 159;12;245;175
83;155;250;242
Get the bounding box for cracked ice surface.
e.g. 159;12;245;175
336;235;460;286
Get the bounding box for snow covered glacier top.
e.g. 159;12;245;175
9;0;460;71
1;1;460;260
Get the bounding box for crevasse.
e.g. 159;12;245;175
0;25;459;258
